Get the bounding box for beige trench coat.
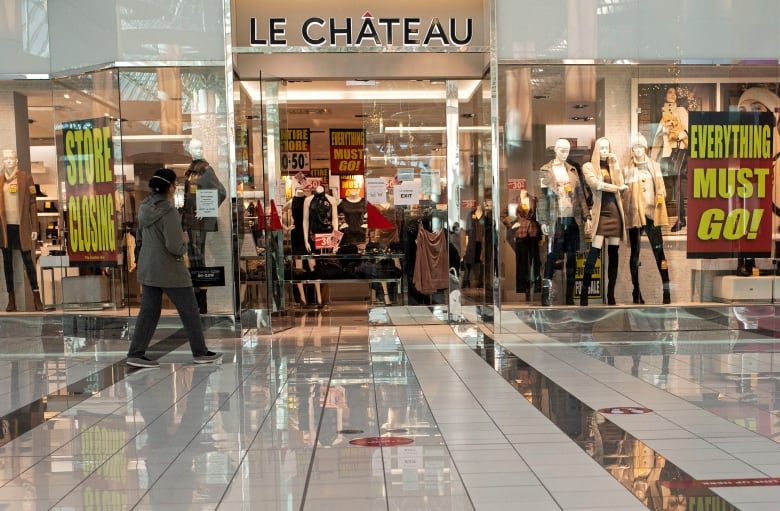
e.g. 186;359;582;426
622;158;669;228
0;169;39;251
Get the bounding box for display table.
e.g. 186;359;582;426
285;252;405;306
712;275;774;303
38;255;74;310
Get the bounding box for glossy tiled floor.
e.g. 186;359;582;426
0;304;778;510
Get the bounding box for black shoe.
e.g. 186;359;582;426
663;290;671;304
632;290;645;304
736;266;751;277
670;220;686;232
127;356;160;368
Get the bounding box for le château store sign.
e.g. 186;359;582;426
249;11;474;48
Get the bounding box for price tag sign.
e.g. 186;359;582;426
314;232;339;249
281;151;310;172
508;178;526;191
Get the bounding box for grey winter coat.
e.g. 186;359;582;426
136;193;192;288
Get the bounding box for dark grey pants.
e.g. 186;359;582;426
127;285;209;358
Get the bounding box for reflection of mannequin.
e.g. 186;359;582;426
182;138;226;313
0;149;42;311
463;205;484;288
581;137;627;306
302;186;338;306
501;190;541;296
650;87;689;232
623;134;671;304
337;189;367;248
537;139;589;306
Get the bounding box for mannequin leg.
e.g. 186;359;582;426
2;247;15;312
20;250;43;311
607;243;620;305
564;251;576;305
294;259;307;305
645;220;671;304
628;227;644;304
381;282;391;305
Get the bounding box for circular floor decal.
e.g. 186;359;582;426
349;436;414;447
598;406;653;414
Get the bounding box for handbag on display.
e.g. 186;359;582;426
662;141;688;177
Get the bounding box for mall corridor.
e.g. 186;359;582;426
0;306;777;510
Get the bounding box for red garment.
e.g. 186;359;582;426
413;225;449;294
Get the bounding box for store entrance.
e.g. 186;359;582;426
236;77;491;330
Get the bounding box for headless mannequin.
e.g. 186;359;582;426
338;189;367;248
302;186;338;306
283;188;310;304
0;149;43;311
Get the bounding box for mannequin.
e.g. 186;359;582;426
580;137;628;306
283;188;311;305
623;134;671;304
181;138;226;313
463;205;485;288
0;149;43;311
302;186;339;253
337;189;367;248
302;186;338;306
501;190;541;297
537;138;590;306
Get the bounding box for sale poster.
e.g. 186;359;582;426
686;111;774;258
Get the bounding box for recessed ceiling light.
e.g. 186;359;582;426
573;104;588;109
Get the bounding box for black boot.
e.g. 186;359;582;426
670;218;686;232
580;247;600;306
541;279;552;306
565;279;575;305
607;245;619;305
661;264;671;304
630;255;643;304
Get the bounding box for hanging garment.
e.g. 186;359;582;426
413;224;450;294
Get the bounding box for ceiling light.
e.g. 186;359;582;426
573;104;588;109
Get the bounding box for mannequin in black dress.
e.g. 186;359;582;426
283;188;311;304
338;189;367;249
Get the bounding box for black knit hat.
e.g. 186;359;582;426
149;168;177;193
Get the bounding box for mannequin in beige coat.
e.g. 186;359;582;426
0;149;43;311
623;134;671;305
580;138;627;305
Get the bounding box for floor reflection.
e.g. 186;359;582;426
461;332;742;511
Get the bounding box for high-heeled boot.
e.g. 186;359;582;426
607;245;619;305
6;292;16;312
660;261;671;304
541;279;552;306
630;255;644;304
579;247;600;306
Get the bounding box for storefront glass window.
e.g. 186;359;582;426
498;63;780;311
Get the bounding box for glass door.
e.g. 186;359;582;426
236;73;288;332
